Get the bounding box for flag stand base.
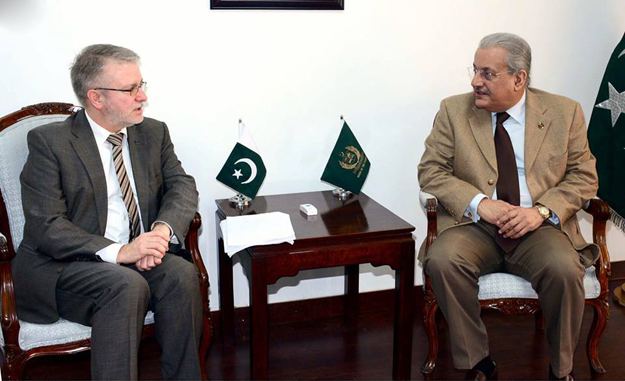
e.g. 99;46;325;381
229;194;251;210
332;188;352;201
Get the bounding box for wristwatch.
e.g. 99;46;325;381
536;204;551;219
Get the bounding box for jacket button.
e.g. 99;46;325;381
488;179;495;185
57;267;63;273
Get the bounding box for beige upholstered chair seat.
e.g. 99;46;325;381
477;268;600;300
0;312;155;352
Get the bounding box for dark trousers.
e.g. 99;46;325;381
56;254;203;380
424;221;585;378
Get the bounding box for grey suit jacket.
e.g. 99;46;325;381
417;88;599;266
12;110;198;323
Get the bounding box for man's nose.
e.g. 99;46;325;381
136;88;148;102
471;72;483;88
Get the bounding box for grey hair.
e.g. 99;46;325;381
478;33;531;86
70;44;140;106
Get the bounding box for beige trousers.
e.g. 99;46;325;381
424;221;585;378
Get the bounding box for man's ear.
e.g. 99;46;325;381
514;70;528;91
86;89;104;110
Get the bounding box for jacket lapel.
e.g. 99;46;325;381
468;105;497;171
69;111;108;235
127;126;150;231
524;89;550;173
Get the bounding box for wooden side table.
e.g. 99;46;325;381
216;191;415;379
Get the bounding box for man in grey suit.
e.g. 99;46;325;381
418;33;598;380
12;44;203;380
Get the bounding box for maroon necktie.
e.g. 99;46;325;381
493;112;520;252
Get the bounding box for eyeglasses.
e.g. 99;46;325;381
467;67;511;82
95;80;147;97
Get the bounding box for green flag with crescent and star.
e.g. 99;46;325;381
588;32;625;231
321;121;371;195
216;122;267;199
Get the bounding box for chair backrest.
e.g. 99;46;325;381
0;103;78;254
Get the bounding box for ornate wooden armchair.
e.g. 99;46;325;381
419;191;611;376
0;103;213;380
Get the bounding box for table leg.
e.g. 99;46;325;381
392;241;415;380
216;214;235;346
344;264;359;328
250;257;269;380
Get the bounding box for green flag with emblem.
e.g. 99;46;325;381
321;121;371;194
216;121;267;199
588;32;625;231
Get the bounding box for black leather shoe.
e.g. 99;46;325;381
549;365;574;380
465;359;497;380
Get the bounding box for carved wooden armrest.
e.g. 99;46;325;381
582;199;612;286
419;191;438;252
0;233;21;348
184;212;208;288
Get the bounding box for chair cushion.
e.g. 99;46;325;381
477;266;600;300
0;311;154;351
0;114;71;252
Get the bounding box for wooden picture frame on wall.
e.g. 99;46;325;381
210;0;344;10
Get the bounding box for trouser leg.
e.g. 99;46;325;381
56;261;150;380
134;254;204;380
505;224;585;378
424;222;503;369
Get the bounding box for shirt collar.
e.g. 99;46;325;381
492;90;526;125
85;110;128;146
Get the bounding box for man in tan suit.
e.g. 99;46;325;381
418;33;598;380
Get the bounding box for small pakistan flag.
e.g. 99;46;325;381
321;121;371;195
216;122;267;199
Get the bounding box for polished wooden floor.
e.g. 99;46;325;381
22;279;625;380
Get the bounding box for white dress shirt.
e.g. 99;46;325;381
86;111;145;263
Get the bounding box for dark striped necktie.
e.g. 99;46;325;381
107;133;141;241
494;112;521;252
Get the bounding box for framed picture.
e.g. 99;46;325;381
210;0;344;10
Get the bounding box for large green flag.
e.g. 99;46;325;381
321;121;371;194
216;122;267;199
588;32;625;231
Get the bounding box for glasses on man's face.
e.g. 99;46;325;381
467;67;511;82
95;80;147;97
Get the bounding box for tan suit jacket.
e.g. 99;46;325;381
418;88;599;266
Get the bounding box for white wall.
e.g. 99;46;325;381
1;0;624;310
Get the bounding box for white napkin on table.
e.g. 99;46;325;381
220;212;296;256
